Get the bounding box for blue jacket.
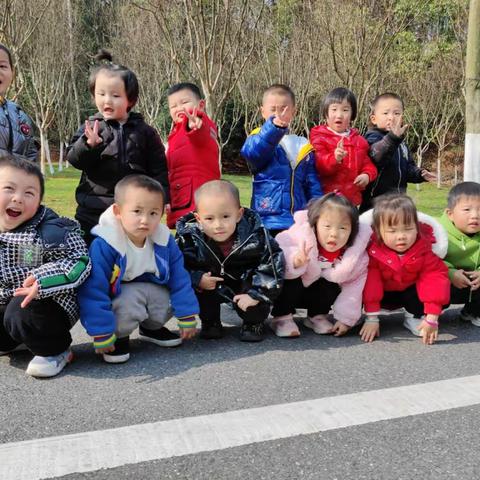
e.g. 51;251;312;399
240;117;323;231
78;206;199;340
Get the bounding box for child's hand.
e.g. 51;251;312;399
165;203;171;216
390;116;409;137
353;173;370;188
13;275;39;308
421;170;436;182
418;315;438;345
199;272;224;290
331;321;351;336
293;240;313;268
85;119;102;147
95;345;115;354
452;269;472;289
466;270;480;290
360;319;380;343
272;106;290;128
334;138;347;164
180;327;197;340
233;294;259;312
183;107;203;131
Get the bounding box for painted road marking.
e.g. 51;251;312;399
2;374;480;479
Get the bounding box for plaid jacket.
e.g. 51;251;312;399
0;206;91;325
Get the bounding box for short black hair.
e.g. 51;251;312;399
167;82;203;100
369;92;404;114
194;180;241;208
89;49;139;110
0;153;44;199
0;44;13;69
321;87;357;121
114;174;165;205
262;84;296;106
447;182;480;209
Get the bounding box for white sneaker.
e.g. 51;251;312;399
0;344;28;356
269;314;300;337
403;314;423;337
26;349;73;378
459;310;480;327
303;315;333;334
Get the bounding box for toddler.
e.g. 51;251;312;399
310;87;377;206
270;193;371;337
361;194;450;345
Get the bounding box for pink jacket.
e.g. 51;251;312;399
276;210;371;325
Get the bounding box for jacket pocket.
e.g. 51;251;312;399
252;179;283;216
171;178;193;211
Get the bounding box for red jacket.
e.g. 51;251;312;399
310;125;377;205
363;224;450;316
166;112;220;228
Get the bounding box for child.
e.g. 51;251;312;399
270;193;371;337
240;84;323;236
310;87;377;206
78;174;198;364
67;50;169;245
0;154;90;377
439;182;480;326
166;82;220;229
360;92;435;212
0;44;37;162
176;180;284;342
360;194;450;345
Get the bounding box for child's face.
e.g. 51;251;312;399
0;166;41;232
326;99;352;133
447;195;480;235
113;186;164;247
260;93;295;123
380;220;417;253
94;71;131;123
168;89;205;124
0;49;13;97
316;207;352;252
370;98;403;131
194;193;243;243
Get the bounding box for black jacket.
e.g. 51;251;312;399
360;127;425;212
176;208;285;304
67;112;169;227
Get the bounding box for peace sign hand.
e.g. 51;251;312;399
85;120;102;147
390;116;409;137
334;138;347;164
183;107;203;131
293;240;313;269
272;106;291;128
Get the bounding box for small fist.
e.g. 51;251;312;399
199;272;224;290
334;138;347;164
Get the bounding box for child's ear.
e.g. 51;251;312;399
112;203;121;219
370;113;376;126
197;99;206;112
446;208;454;221
236;207;244;223
193;212;201;223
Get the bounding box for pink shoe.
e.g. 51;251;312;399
303;315;333;334
269;314;300;337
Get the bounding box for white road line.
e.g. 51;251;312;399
3;375;480;480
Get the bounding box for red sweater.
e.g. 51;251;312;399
166;112;220;228
363;224;450;316
310;125;377;205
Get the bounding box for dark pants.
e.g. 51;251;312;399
0;296;72;356
268;229;284;238
380;285;424;318
197;290;270;327
271;277;341;318
449;285;480;316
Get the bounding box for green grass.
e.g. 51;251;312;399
43;168;449;219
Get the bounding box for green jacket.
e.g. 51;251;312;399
439;211;480;281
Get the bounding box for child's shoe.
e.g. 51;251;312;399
239;323;265;342
268;314;300;337
403;312;423;337
459;309;480;327
303;315;333;334
103;337;130;364
0;344;27;356
139;326;182;347
200;321;223;340
25;349;73;378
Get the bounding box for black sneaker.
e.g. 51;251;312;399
103;337;130;364
138;326;182;347
239;323;265;342
200;321;223;340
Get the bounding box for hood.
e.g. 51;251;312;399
440;211;480;245
279;135;312;168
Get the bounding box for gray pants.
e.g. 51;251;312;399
112;282;172;338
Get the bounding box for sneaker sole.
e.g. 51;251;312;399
240;335;264;343
103;352;130;364
402;320;423;337
26;351;73;378
138;334;182;348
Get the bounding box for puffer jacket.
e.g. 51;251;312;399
166;112;220;228
240;117;323;231
67;112;169;229
360;128;425;212
276;210;371;325
0;97;37;162
310;124;377;206
176;208;285;304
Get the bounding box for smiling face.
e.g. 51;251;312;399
0;49;13;97
325;99;352;133
447;195;480;235
0;166;41;232
315;207;352;253
370;97;404;131
168;89;204;124
94;71;131;123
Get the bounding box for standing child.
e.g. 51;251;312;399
78;175;198;364
360;194;450;345
0;44;37;162
241;84;323;236
0;154;90;377
270;193;371;337
439;182;480;326
360;92;435;212
176;180;284;342
310;87;377;206
166;82;220;229
67;50;169;245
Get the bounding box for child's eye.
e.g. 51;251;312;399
25;191;35;197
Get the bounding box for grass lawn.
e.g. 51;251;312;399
44;168;450;219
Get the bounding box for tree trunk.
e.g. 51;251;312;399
58;140;64;171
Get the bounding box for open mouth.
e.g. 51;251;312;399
6;208;21;218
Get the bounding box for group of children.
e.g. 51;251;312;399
0;44;478;379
